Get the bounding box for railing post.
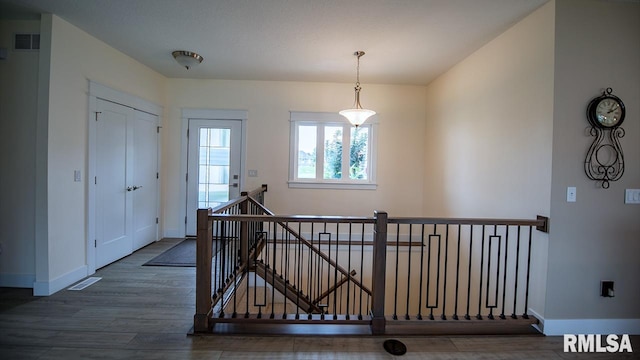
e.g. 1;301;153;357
240;192;249;267
371;210;387;335
194;208;212;333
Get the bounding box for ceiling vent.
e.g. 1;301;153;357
14;33;40;50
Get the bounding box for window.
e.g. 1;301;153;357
289;112;377;189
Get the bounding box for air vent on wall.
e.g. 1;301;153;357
14;33;40;50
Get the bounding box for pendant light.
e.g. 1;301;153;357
172;50;204;70
339;51;376;127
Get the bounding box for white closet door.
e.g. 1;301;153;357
95;99;133;268
132;110;159;250
94;99;159;269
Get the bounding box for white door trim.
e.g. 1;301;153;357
87;80;163;275
176;108;247;238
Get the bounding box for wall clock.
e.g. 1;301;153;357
584;87;625;189
587;87;626;128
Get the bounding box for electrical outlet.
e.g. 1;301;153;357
248;169;258;177
601;280;614;297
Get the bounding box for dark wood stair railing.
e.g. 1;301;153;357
194;184;550;335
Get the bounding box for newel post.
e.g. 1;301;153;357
194;208;212;332
240;192;249;267
371;210;388;335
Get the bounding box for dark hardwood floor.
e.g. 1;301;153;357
1;238;638;359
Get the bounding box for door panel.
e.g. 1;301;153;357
133;110;159;249
95;99;133;268
186;119;242;236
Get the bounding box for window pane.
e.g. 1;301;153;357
324;126;343;179
349;127;369;180
198;128;231;208
297;125;316;178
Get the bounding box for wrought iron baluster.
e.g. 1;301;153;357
477;225;486;320
346;223;352;320
441;224;449;320
270;222;277;319
453;224;462;320
417;224;425;320
295;222;302;319
500;226;510;320
465;225;474;320
358;223;365;320
486;225;500;320
523;226;533;319
333;224;339;319
405;224;412;320
393;224;400;320
512;226;522;319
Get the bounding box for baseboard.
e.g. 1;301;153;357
33;265;88;296
542;318;640;336
0;273;36;288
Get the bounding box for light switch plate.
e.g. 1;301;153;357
625;189;640;204
567;187;576;203
74;170;81;182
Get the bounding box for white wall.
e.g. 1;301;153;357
163;79;427;236
543;0;640;335
0;19;40;287
34;15;166;294
423;2;555;318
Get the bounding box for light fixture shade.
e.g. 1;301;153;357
339;108;376;127
340;51;375;127
172;50;203;70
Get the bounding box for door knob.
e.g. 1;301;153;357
133;185;143;190
126;186;133;192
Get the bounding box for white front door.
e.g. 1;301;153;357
185;119;243;236
95;99;159;268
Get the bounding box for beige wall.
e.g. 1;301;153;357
163;79;426;236
0;20;40;286
38;15;166;293
423;2;555;317
545;0;640;327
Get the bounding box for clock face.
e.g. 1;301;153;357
595;98;623;127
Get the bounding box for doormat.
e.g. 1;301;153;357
68;277;102;291
143;239;196;267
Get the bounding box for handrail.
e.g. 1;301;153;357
244;184;268;199
210;213;374;224
210;196;247;214
209;184;268;214
389;217;545;227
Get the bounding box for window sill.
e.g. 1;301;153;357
288;181;377;190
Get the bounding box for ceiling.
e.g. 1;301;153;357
0;0;550;85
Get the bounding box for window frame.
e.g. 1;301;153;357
289;111;377;190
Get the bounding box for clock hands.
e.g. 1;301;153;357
607;104;618;114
